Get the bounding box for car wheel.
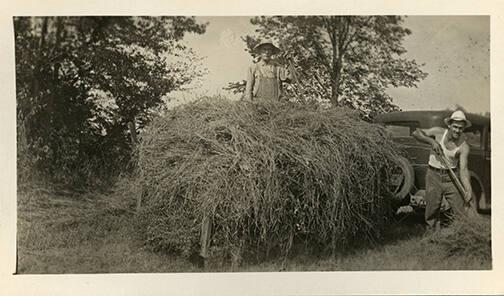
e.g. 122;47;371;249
389;156;415;201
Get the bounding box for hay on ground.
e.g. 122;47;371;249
134;97;401;261
431;212;491;261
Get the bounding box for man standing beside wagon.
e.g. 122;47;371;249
412;110;473;232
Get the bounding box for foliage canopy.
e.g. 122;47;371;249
15;16;207;186
228;16;427;120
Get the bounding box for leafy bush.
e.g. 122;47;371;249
15;16;207;190
17;115;133;189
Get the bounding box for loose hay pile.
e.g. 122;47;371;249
135;97;401;261
431;212;492;262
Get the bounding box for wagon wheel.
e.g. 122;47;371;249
389;156;415;201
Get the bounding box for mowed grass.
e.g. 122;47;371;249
16;187;491;274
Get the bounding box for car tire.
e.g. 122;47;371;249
389;156;415;201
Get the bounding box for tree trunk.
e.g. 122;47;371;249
331;60;342;105
328;16;342;106
128;121;138;145
39;17;48;49
328;16;349;106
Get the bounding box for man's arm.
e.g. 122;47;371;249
412;127;444;154
458;143;473;203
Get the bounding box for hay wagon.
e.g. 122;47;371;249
137;99;404;263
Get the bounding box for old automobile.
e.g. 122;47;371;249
374;110;491;214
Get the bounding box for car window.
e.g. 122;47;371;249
386;125;411;137
465;128;482;148
487;126;491;151
384;121;419;137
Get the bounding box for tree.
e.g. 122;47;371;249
229;16;427;120
15;16;207;186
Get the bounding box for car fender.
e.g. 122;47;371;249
468;170;490;213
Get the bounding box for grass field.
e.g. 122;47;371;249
16;186;491;274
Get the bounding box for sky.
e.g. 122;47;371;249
171;16;490;114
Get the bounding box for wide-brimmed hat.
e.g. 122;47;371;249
444;110;472;128
253;41;281;54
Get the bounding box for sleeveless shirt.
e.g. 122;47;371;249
428;129;465;169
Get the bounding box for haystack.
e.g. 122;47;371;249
134;97;401;261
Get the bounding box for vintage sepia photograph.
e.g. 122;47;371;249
14;15;491;274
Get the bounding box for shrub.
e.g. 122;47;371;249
134;97;401;261
17;113;133;190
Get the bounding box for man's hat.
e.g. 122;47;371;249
253;41;281;54
444;110;472;128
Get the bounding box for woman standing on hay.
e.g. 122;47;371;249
244;41;293;101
